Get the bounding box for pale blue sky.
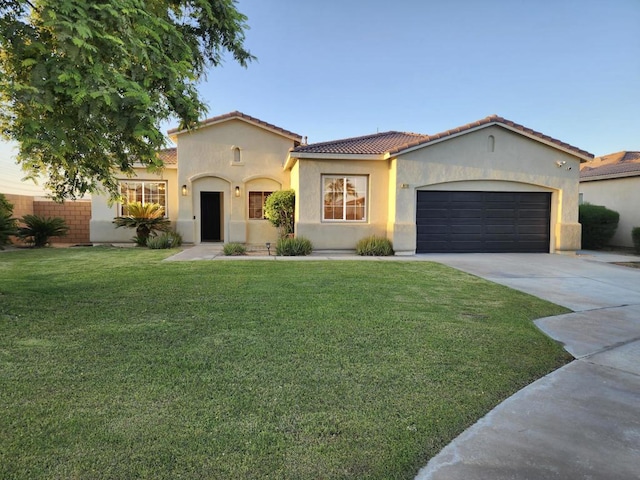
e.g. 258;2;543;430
1;0;638;195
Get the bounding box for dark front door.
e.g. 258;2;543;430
201;192;222;242
416;191;551;253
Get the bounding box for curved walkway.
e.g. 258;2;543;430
415;252;640;480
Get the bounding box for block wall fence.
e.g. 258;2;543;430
3;193;91;244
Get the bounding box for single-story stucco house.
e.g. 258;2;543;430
579;151;640;248
90;111;593;254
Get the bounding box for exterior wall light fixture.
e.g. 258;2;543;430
235;186;241;197
181;184;188;196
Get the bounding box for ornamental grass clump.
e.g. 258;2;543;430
356;235;394;256
223;242;246;256
146;231;183;249
276;236;312;256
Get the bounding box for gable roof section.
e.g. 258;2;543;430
289;115;593;162
167;111;302;142
580;151;640;182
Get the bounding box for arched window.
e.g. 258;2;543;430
233;147;241;163
488;135;495;152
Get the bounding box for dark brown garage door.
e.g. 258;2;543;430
416;191;551;253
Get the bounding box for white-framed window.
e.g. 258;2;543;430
248;191;272;219
322;175;368;222
119;181;167;216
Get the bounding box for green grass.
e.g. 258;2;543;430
0;248;571;479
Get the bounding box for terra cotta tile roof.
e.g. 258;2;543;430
157;148;177;165
292;131;429;155
291;115;593;159
580;151;640;181
167;111;302;141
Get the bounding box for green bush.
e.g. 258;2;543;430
356;235;394;256
147;231;183;249
632;227;640;255
579;203;620;250
223;242;246;256
0;194;17;249
17;214;69;247
264;189;295;238
276;236;312;256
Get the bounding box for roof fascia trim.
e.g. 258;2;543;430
391;122;593;162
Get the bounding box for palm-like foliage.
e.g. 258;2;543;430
113;202;171;246
0;212;18;249
0;194;18;249
17;215;69;247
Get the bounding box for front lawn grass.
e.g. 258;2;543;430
0;248;571;479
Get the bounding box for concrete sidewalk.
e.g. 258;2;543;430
415;252;640;480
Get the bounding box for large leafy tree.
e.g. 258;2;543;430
0;0;253;200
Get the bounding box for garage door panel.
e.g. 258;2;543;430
416;191;550;253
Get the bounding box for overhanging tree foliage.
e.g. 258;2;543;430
0;0;254;200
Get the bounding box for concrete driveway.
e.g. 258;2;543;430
415;252;640;480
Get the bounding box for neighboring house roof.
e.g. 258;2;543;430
158;148;177;165
167;111;302;142
290;115;593;161
580;151;640;182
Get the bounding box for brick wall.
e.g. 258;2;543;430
33;200;91;244
4;193;34;219
2;193;91;245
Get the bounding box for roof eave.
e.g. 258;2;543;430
288;152;385;161
168;115;302;143
580;171;640;182
391;122;593;162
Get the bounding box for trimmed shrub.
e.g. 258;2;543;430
632;227;640;255
276;236;312;256
223;242;247;256
17;214;69;247
356;235;394;256
264;189;295;238
579;203;620;250
147;231;183;249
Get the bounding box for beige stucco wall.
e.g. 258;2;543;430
90;167;178;243
391;126;582;253
174;119;295;244
292;158;389;249
580;176;639;247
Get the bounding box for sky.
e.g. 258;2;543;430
1;0;638;195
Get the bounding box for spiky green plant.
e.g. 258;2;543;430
223;242;246;256
17;214;69;247
0;194;17;249
113;202;171;246
0;212;18;249
356;235;394;256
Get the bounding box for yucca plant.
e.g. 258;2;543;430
113;202;171;246
17;214;69;247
